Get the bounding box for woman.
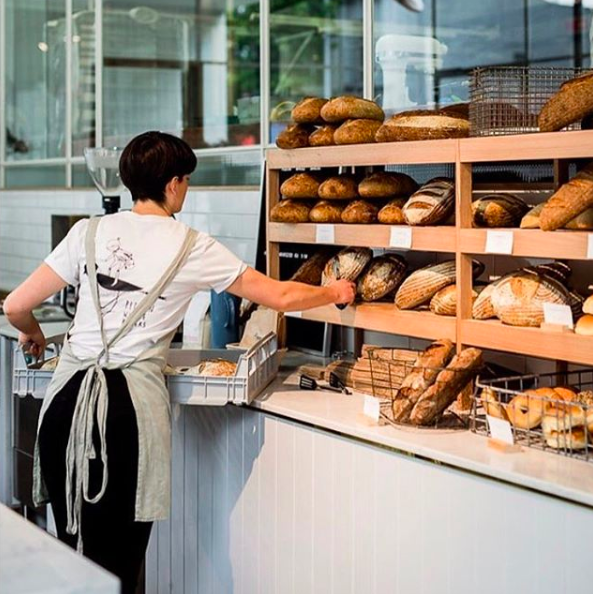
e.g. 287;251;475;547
3;131;355;593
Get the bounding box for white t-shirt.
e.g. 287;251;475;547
45;212;247;363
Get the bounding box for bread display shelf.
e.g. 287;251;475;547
286;304;456;341
268;223;457;252
460;319;593;366
459;229;593;260
267;139;458;168
459;129;593;162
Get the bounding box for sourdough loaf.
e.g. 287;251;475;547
341;200;379;224
309;125;337;147
357;254;407;301
276;124;313;149
280;172;320;199
472;193;529;228
375;109;469;143
321;247;373;285
320;96;384;123
292;97;328;124
290;250;335;286
270;199;311;223
430;284;478;316
377;198;407;224
358;172;418;199
318;175;359;200
309;200;346;223
334;119;382;144
403;177;455;226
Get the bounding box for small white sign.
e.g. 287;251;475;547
316;224;335;244
485;230;514;255
389;226;413;249
285;311;302;319
487;415;514;444
363;395;381;422
543;303;574;328
587;234;593;259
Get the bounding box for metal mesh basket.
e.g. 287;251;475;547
366;348;476;431
472;369;593;463
469;66;592;137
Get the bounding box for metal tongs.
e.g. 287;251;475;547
299;372;351;395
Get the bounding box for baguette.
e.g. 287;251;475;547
359;172;418;199
409;348;483;426
280;172;320;199
292;97;328;125
341;199;378;224
309;125;337;147
521;201;593;230
334;119;382;145
539;162;593;231
276;124;313;149
391;339;455;423
320;96;384;123
538;72;593;132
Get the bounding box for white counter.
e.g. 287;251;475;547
251;371;593;508
0;504;119;594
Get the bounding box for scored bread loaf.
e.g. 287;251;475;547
538;72;593;132
334;119;382;145
318;175;359;200
391;339;455;423
321;247;373;285
471;193;529;228
540;163;593;231
280;172;320;199
430;284;478;316
309;200;346;223
491;269;572;327
341;200;379;224
290;250;335;285
521;201;593;230
320;96;384;123
270;199;311;223
357;254;407;301
409;348;483;426
358;172;418;199
403;177;455;226
375;109;469;143
292;97;328;124
276;124;313;149
309;125;337;147
377;198;407;224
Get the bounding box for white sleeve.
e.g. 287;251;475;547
44;219;89;286
188;234;248;294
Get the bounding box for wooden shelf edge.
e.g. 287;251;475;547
460;130;593;163
265;139;458;168
459;228;592;260
268;223;457;252
286;304;456;341
460;319;593;366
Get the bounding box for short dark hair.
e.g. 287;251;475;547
119;131;197;202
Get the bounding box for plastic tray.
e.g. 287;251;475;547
12;335;65;400
13;332;279;407
167;332;279;406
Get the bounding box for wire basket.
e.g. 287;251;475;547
472;369;593;462
366;347;477;431
469;66;592;137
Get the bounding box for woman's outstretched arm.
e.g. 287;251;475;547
226;267;356;312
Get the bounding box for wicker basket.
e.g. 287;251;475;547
469;66;592;137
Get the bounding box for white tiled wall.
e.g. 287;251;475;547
0;188;261;291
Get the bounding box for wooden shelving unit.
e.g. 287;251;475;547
266;130;593;365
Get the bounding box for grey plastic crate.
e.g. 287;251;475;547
167;332;279;406
12;336;64;400
13;332;279;406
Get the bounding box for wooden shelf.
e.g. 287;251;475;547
459;228;592;260
286;304;456;341
459;130;593;163
268;223;457;252
460;319;593;366
266;139;458;168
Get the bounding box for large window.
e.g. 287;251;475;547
0;0;592;188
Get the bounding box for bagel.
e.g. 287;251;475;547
506;391;545;429
544;426;587;450
542;402;586;433
552;386;577;402
480;387;508;421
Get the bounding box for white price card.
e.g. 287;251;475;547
587;234;593;259
487;415;514;445
285;311;302;319
543;303;574;328
316;224;335;244
363;395;381;422
389;226;413;249
485;230;514;255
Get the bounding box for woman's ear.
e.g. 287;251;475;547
165;176;179;197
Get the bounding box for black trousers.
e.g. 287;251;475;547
38;369;153;594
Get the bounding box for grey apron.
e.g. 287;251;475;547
33;216;197;552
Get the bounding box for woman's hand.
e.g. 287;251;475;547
327;279;356;305
19;330;46;361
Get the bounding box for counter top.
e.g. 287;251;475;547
251;371;593;509
0;504;119;594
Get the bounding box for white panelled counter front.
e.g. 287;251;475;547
147;367;593;594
